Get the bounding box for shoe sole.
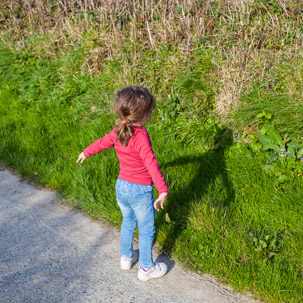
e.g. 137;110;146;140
121;263;132;270
138;266;168;281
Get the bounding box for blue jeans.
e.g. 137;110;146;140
115;178;155;269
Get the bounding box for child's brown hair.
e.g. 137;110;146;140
115;86;155;146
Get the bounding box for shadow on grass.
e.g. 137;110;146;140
155;126;235;254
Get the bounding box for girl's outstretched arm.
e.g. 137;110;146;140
82;130;115;158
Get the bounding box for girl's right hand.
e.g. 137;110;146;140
76;152;86;163
154;192;168;211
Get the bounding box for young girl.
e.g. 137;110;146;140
76;86;169;281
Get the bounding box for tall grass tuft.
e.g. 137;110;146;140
1;0;303;117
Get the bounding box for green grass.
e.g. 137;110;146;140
0;40;303;303
232;94;303;136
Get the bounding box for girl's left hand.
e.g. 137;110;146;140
154;192;168;211
76;152;86;163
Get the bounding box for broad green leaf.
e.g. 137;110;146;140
267;126;283;147
261;125;269;135
250;142;262;152
286;146;296;159
256;112;265;118
265;113;272;119
258;134;273;146
262;144;281;153
274;174;288;186
260;240;267;249
282;137;291;144
297;148;303;158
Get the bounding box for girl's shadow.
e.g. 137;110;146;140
155;127;235;254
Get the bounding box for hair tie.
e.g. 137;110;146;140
122;118;131;124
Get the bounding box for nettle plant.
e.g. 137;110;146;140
248;123;303;186
258;124;303;159
249;124;303;159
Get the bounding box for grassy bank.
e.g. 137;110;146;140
1;1;303;302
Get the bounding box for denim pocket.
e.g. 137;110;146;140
140;184;154;193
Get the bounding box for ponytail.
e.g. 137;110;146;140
115;118;134;146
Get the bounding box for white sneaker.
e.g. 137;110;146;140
120;251;138;270
138;262;168;281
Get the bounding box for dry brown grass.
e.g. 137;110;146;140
1;0;303;116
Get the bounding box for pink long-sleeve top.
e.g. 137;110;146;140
83;126;168;195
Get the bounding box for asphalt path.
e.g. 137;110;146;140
0;167;259;303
